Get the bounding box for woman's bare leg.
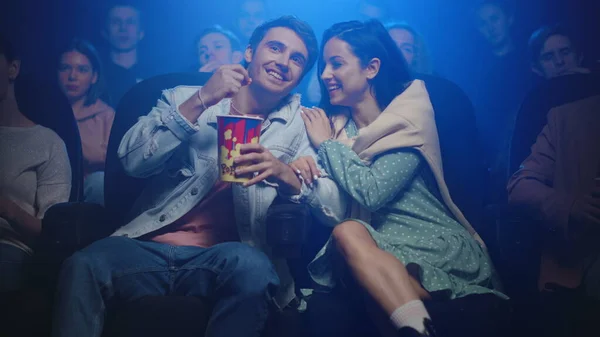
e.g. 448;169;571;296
332;220;430;316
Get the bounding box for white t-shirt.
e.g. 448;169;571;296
0;125;71;254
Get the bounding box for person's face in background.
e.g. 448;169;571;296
534;34;582;79
388;28;416;68
244;27;308;98
237;0;267;41
58;51;97;103
0;54;20;102
358;0;385;21
197;33;242;71
475;3;513;48
104;6;144;52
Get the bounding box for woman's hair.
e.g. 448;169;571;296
58;39;105;106
0;33;18;63
318;19;413;114
385;21;433;75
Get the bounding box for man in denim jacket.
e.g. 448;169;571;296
53;16;345;337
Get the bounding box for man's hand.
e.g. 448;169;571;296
569;184;600;228
180;64;252;123
234;144;301;194
201;64;252;107
290;156;321;186
300;107;332;148
198;61;222;73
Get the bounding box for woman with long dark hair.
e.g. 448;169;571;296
292;20;505;336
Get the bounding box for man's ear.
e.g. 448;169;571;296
244;45;253;64
232;51;243;64
7;60;21;82
138;29;145;42
365;57;381;80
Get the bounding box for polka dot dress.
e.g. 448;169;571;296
308;119;505;300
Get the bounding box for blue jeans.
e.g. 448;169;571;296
52;237;280;337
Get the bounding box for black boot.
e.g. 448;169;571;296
397;318;437;337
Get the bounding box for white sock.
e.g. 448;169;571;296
389;300;431;332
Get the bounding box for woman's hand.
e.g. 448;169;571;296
301;107;333;149
289;156;320;186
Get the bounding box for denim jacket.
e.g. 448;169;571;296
113;85;346;308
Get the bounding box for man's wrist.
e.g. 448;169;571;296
276;163;302;195
179;90;208;123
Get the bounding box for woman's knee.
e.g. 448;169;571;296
332;221;376;261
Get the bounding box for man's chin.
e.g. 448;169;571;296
112;44;137;53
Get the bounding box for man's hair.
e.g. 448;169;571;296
528;24;579;68
246;16;318;78
59;39;106;107
195;25;242;52
0;33;18;62
472;0;513;18
105;1;143;29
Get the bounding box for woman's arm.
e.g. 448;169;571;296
319;140;422;212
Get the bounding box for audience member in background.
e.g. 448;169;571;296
293;20;505;337
509;27;597;177
357;0;389;21
235;0;268;43
193;25;243;73
101;2;149;107
507;91;600;335
0;34;71;292
57;39;114;206
386;21;433;75
471;0;530;205
528;24;589;81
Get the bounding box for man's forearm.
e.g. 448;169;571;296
1;201;42;240
179;89;208;124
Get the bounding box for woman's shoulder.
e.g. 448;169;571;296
94;99;116;116
34;125;68;148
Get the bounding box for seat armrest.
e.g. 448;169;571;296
266;202;312;258
37;202;111;259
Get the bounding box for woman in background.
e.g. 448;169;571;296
0;34;71;291
58;39;114;205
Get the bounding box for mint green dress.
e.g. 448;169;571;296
308;119;505;300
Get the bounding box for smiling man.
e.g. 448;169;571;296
52;16;346;337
